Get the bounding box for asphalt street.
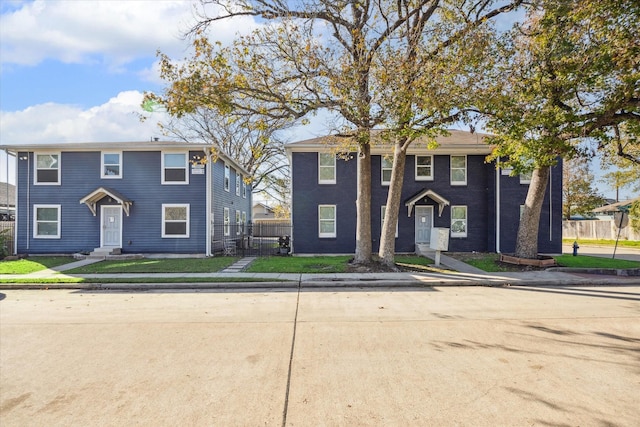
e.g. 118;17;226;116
1;285;639;426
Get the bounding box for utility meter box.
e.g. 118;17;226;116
429;228;450;251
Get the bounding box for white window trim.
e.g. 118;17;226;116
235;210;241;235
415;155;434;181
318;204;337;238
161;152;189;185
224;165;230;192
223;207;230;236
381;206;398;238
34;152;61;185
318;153;337;184
450;155;467;186
162;204;190;238
235;170;241;196
381;156;392;186
33;204;61;239
242;175;247;198
520;171;532;184
450;205;468;238
101;151;122;179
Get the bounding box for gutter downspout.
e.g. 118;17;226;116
205;148;212;257
496;157;501;253
549;166;553;242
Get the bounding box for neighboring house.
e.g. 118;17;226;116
285;130;563;255
0;182;16;220
592;197;640;220
252;202;276;220
0;141;252;255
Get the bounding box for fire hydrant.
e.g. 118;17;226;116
572;241;579;256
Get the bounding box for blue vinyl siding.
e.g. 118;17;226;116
15;150;208;254
210;159;252;235
291;152;357;253
290;151;563;254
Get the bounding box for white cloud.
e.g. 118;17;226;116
0;91;167;144
0;0;259;69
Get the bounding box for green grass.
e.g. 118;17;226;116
562;238;640;248
394;255;437;271
0;257;74;274
0;277;288;284
66;257;239;274
555;255;640;269
462;254;516;272
245;256;352;273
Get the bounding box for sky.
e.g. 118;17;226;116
0;0;627;199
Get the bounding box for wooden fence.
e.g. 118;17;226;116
0;221;15;257
563;220;639;241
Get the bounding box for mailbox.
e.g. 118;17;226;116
429;228;450;251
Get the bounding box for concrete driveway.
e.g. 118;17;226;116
1;285;639;426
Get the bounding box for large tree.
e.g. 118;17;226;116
484;0;640;258
149;0;522;265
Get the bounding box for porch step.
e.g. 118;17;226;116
88;247;121;258
415;243;433;257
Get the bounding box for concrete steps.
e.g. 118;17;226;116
88;247;121;258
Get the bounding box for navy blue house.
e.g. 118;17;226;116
285;130;562;255
1;140;252;256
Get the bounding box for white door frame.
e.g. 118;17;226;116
414;205;434;244
101;205;122;248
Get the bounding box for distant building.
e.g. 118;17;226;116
0;182;16;220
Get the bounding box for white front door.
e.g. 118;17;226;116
101;206;122;248
415;206;433;244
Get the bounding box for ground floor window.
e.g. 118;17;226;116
224;207;230;236
162;204;189;238
34;205;60;238
451;205;467;238
318;205;336;238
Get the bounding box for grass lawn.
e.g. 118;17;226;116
0;277;286;284
555;255;640;269
562;238;640;248
65;257;239;274
0;257;74;274
245;256;352;273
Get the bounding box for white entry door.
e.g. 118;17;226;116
102;206;122;248
415;206;433;244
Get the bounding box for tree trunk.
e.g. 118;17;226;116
379;143;407;268
514;166;550;259
354;143;372;264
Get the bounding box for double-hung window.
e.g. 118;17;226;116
34;205;61;238
235;210;241;235
415;155;433;181
381;157;393;185
450;155;467;185
318;205;336;238
35;153;60;185
318;153;336;184
162;152;188;184
162;204;189;238
451;205;468;238
520;170;532;184
224;165;230;192
223;207;230;236
235;170;241;196
101;152;121;178
242;180;247;198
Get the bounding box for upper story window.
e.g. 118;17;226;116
35;153;60;185
520;170;532;184
415;155;433;181
381;156;393;185
318;153;336;184
450;155;467;186
235;170;241;196
101;152;121;179
34;205;61;238
224;165;230;192
242;179;247;198
162;152;188;184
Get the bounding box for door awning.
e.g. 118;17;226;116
404;189;450;217
79;187;133;216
